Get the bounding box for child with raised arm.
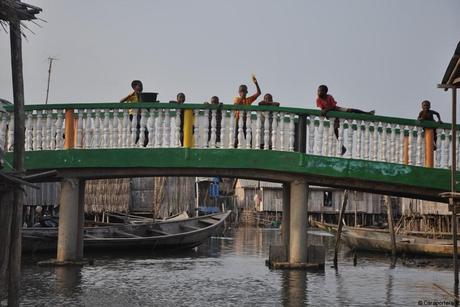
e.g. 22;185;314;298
234;75;261;107
233;75;261;147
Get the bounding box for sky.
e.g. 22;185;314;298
0;0;459;119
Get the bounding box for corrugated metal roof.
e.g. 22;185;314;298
441;41;460;86
236;180;346;190
196;177;215;182
237;179;283;189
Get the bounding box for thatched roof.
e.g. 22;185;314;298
0;0;42;22
0;0;42;36
440;41;460;87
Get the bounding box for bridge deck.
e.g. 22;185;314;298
1;102;459;202
5;148;457;202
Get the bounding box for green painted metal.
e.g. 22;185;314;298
4;148;459;192
3;102;457;130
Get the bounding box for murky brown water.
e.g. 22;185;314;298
12;227;458;306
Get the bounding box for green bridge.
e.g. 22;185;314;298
2;101;459;267
2;102;459;202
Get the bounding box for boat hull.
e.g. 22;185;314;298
23;211;230;253
312;221;458;258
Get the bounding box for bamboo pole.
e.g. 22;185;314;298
451;88;458;289
385;195;397;267
334;190;348;268
433;283;459;303
354;193;358;227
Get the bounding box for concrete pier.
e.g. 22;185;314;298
56;178;84;263
289;179;308;264
282;183;290;251
267;179;325;270
76;180;86;259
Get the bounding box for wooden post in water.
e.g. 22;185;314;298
354;192;358;227
385;195;397;267
0;190;14;298
9;18;26;307
334;190;348;268
451;88;458;289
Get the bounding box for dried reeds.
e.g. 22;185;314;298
84;178;130;214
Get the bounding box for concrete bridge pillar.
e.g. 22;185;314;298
282;183;290;252
268;179;324;269
57;178;85;263
289;179;308;264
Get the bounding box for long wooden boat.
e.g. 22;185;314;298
23;211;231;253
312;220;458;257
101;211;190;224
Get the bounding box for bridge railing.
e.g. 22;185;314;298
1;102;458;170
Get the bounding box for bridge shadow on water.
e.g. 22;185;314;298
18;226;458;306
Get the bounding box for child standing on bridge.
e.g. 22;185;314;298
120;80;147;146
205;96;223;144
120;80;143;106
170;93;187;144
258;94;279;149
418;100;442;122
418;100;442;150
233;75;261;147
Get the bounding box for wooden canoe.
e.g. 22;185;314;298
101;211;190;224
23;211;231;253
312;220;459;257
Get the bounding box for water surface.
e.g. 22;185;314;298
16;227;457;306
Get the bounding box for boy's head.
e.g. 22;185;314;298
317;84;328;98
131;80;143;92
264;93;273;103
177;92;186;104
210;96;220;104
421;100;431;111
238;85;248;98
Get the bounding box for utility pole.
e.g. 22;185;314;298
438;40;460;302
45;57;58;105
9;17;26;307
0;2;42;305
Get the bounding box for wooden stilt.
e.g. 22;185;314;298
354;196;358;227
385;195;397;267
334;190;348;269
7;17;27;307
0;190;14;298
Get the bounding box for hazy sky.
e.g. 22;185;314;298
1;0;459;118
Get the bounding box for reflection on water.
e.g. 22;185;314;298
281;270;307;307
54;266;82;297
18;227;457;306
